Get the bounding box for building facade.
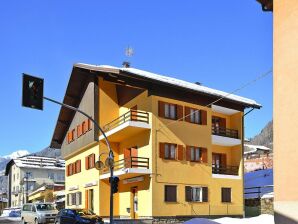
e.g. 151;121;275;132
51;63;260;221
5;155;65;207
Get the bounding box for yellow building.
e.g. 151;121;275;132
50;63;260;221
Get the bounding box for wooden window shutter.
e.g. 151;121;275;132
185;107;191;122
85;156;89;170
201;148;208;163
185;186;192;202
202;187;208;202
159;143;165;159
77;160;81;173
186;146;191;161
177;145;184;161
87;119;92;130
158;101;165;118
177;105;183;120
66;165;69;176
82;121;86;134
91;154;95;168
77;125;82;138
85;190;89;209
201;110;207;125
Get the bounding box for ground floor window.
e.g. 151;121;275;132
164;185;177;202
67;192;82;206
185;186;208;202
221;187;232;203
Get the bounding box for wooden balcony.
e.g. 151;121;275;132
99;156;151;180
212;126;241;146
99;110;151;142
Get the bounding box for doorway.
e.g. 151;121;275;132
124;147;138;168
130;187;138;219
131;105;138;121
212;153;227;174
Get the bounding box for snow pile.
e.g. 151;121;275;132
214;214;274;224
3;150;30;159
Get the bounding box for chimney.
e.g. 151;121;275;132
122;61;130;68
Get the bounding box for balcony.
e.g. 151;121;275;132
212;165;240;179
212;126;241;146
99;110;151;142
99;156;151;180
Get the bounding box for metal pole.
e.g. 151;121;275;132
43;96;115;223
26;172;29;203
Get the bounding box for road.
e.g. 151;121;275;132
0;217;21;224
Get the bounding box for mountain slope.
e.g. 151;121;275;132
249;120;273;149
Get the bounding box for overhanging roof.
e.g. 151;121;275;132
256;0;273;11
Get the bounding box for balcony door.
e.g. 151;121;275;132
212;153;227;173
131;105;138;121
212;116;226;135
124;147;138;168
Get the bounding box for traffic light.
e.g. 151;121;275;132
22;74;44;110
110;176;119;194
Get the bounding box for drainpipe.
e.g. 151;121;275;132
242;108;255;218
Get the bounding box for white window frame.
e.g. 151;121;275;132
191;187;203;202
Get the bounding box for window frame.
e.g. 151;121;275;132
164;103;177;120
164;143;177;160
190;147;201;162
221;187;232;203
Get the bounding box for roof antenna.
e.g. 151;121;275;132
123;46;134;68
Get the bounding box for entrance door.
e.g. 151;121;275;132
130;187;138;219
124;147;138;168
85;189;94;212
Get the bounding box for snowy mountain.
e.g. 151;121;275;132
3;150;30;160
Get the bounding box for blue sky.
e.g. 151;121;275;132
0;1;272;156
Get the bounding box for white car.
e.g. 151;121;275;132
21;203;58;224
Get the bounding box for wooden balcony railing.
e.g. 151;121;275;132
103;110;149;132
103;156;149;173
212;165;239;175
212;126;239;139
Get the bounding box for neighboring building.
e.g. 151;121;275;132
0;192;8;215
256;0;298;223
244;169;273;217
5;155;65;207
244;144;273;173
28;183;65;203
50;63;260;221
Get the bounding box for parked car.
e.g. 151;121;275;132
1;207;21;217
54;209;103;224
21;203;58;224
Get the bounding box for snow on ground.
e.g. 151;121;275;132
214;214;274;224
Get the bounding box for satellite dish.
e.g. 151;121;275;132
95;161;105;170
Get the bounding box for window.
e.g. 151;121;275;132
158;101;183;120
185;106;207;125
68;192;82;206
190;108;200;124
86;154;95;170
165;144;176;160
185;186;208;202
186;146;208;163
165;185;177;202
221;188;232;203
190;147;201;162
75;160;81;173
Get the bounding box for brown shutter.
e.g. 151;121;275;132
91;154;95;168
202;187;208;202
186;146;191;161
159;143;165;159
88;119;92;130
221;154;227;167
201;148;208;163
158;101;165;118
177;105;183;120
85;156;89;170
72;163;76;174
185;107;191;122
201;110;207;125
77;160;81;173
85;190;89;209
177;145;184;161
185;186;192;202
66;165;69;176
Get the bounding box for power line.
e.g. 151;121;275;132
158;68;272;130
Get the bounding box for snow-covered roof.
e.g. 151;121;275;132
75;63;261;108
244;144;272;154
9;155;65;171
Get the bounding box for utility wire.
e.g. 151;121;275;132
158;68;272;130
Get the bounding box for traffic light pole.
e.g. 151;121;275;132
43;96;115;224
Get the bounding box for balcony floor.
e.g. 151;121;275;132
212;134;241;146
99;121;151;142
99;167;151;180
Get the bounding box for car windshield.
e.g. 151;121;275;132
36;204;55;211
76;209;95;216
